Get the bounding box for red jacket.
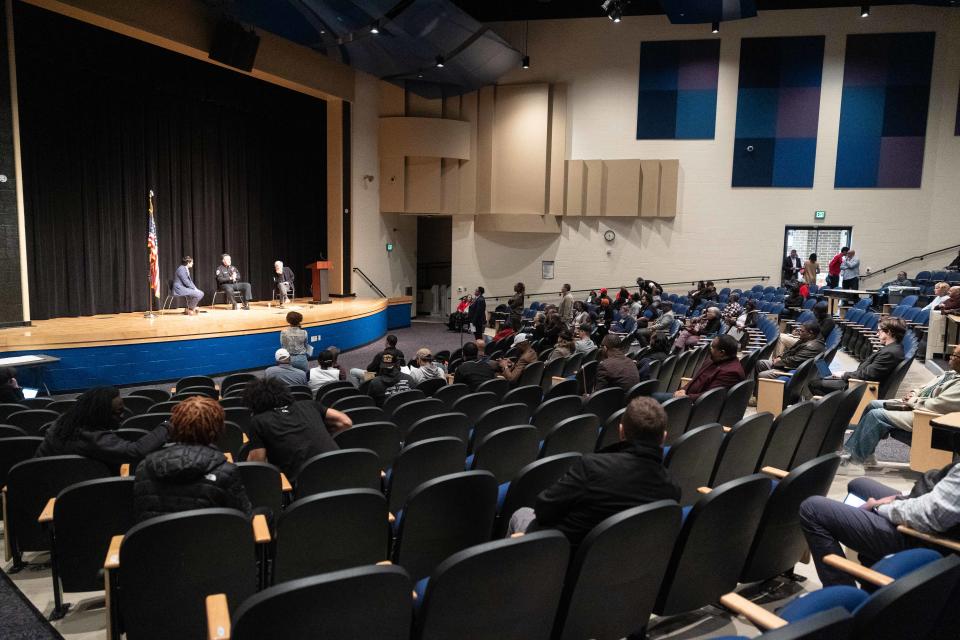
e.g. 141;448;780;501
684;358;746;401
828;254;843;276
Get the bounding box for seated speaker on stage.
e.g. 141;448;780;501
216;253;252;310
173;256;204;316
272;260;295;307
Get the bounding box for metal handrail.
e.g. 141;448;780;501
352;267;386;298
860;244;960;281
478;275;771;303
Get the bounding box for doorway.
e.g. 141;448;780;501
416;216;452;318
783;226;853;285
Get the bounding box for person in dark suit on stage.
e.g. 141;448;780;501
216;253;252;310
468;286;487;340
272;260;295;307
172;256;204;315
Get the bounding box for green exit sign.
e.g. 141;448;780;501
386;243;394;252
814;210;826;220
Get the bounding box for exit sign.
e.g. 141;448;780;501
814;210;826;220
386;243;394;252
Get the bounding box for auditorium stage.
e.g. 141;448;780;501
0;297;413;393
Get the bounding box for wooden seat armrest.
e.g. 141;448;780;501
104;535;123;570
897;525;960;553
722;425;732;432
376;560;393;565
761;466;788;479
679;377;691;388
388;512;396;524
241;433;249;445
510;532;525;538
280;473;292;492
205;593;231;640
823;554;893;586
719;592;787;631
697;486;712;494
38;497;55;524
251;514;271;544
223;452;234;463
119;464;130;477
758;378;787;387
778;371;795;377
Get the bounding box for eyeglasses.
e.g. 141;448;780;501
950;353;960;360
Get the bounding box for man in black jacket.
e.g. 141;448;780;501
468;286;487;340
782;249;802;284
808;317;906;396
453;340;498;390
507;397;680;545
215;254;253;310
366;348;414;407
756;321;824;380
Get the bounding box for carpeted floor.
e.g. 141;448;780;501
0;569;62;640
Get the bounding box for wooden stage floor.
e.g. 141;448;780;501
0;297;389;351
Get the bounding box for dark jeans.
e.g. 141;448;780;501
651;392;674;403
808;376;847;397
799;477;906;587
826;274;839;288
842;277;860;290
220;282;252;305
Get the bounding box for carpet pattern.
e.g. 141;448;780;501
0;569;63;639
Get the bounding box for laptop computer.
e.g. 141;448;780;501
20;387;39;399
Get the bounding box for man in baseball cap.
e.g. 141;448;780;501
265;347;307;386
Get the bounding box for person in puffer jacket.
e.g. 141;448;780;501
134;396;252;523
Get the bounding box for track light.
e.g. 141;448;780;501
711;21;719;34
435;55;445;68
370;21;380;34
860;5;870;17
602;0;624;23
522;55;530;69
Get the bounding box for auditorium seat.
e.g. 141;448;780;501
207;565;412;640
544;378;578;400
44;399;75;414
540;414;600;458
405;412;470;446
686;387;727;431
312;380;354;400
576;360;598;395
175;375;216;393
173;387;220;401
414;377;447;397
627;379;659;401
391;398;446;437
562;353;585;378
759;401;815;471
541;358;566;390
790;389;844;470
320;386;364;407
222;407;252;435
109;508;266;639
756;358;818;417
412;530;569;640
43;476;135;619
468;426;540;484
710;607;852;640
0;402;27;422
473;403;530;450
554;501;681;640
113;428;150;443
718;379;755;428
330;394;374;411
236;462;285;515
121;412;171;431
333;421;401;467
493;453;581;538
119;395;154;417
272;489;389;584
710;413;775;487
342;406;388;425
148;400;181;414
596;408;625;451
653;475;772;617
386;437;467;514
663;423;725;505
452;391;498;427
502;384;543;415
220;373;257;397
662;396;693;444
739;454;841;584
655;356;679;393
7;409;60;436
583;387;625;424
476;377;510;400
391;470;498;581
818;384;867;456
5;455;111;570
433;383;469;410
294;448;381;499
531;395;583;440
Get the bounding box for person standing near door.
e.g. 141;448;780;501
781;249;802;284
841;249;861;290
803;253;819;285
827;247;848;288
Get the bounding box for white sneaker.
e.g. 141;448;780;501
863;455;879;468
837;459;865;476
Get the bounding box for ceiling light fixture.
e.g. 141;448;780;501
601;0;624;23
435;55;445;68
711;21;719;34
521;20;530;69
370;21;380;34
522;55;530;69
860;5;870;17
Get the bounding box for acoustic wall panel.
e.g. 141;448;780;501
732;36;824;188
637;39;720;140
834;32;935;188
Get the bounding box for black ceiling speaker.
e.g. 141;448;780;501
209;18;260;72
658;0;757;24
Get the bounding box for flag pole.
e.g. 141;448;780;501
144;189;157;319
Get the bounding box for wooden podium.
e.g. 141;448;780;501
306;261;332;304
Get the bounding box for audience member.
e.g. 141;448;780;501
367;347;414;407
468;286;487;339
594;335;641;392
172;256;204;315
35;386;167;470
655;335;744;402
491;323;515;343
498;338;537;384
407;348;446;386
673;307;720;353
546;330;575;364
448;294;472;331
453;341;498;390
803;253;819;285
474;338;488;361
826;247;848;288
779;283;805;321
506;397;680;546
808;317;905;396
572;301;590;328
559;283;574;325
574;324;596;354
754;320;824;383
720;293;743;327
782;249;802;285
840;344;960;470
873;271;913;307
637;301;675;346
308;350;342;391
348;334;405;387
799;465;960;587
280;311;309;375
243;377;351;480
508;282;526;331
133;396;251;523
935;285;960;314
0;366;24;403
922;282;951;311
265;349;308;387
840;249;861;290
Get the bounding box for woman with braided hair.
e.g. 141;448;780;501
133;396;252;523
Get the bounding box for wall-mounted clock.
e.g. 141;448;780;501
603;229;616;242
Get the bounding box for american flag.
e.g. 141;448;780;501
147;190;160;298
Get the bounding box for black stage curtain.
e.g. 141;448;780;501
15;3;327;320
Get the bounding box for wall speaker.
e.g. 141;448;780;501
209;19;260;72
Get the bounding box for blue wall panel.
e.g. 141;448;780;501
387;303;412;330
